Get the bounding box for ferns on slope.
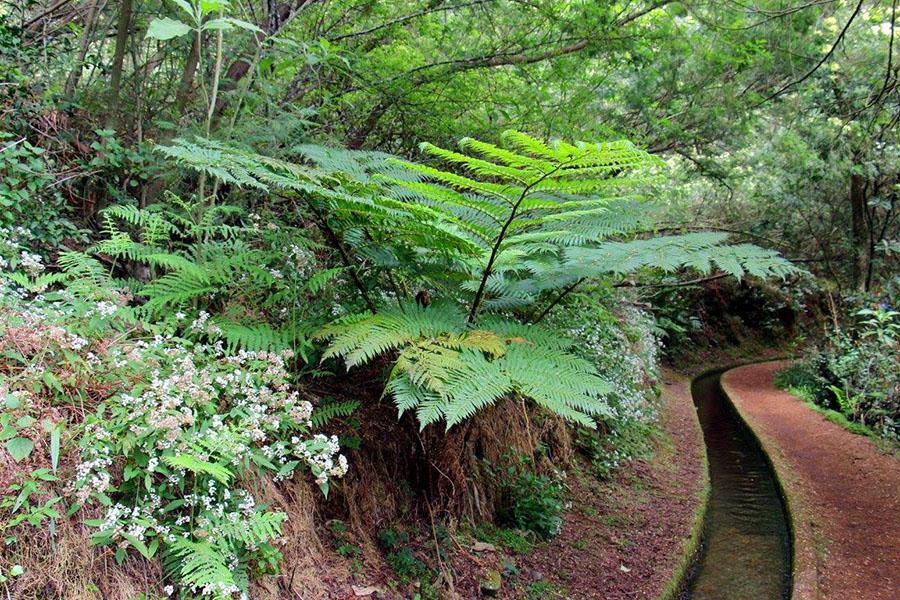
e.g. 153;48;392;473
87;196;318;355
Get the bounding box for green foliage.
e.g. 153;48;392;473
0;135;76;249
317;302;612;429
778;306;900;440
567;232;796;280
377;528;435;589
494;459;565;541
472;523;533;554
7;0;890;596
302;131;792;429
311;398;360;428
526;581;569;599
89;195;321;357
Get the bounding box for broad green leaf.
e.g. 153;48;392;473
145;17;192;40
200;0;229;13
171;0;196;20
203;18;233;31
223;17;264;33
204;17;264;33
122;533;154;559
50;426;61;473
15;415;35;428
5;437;34;462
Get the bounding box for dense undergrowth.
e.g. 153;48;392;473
777;302;900;442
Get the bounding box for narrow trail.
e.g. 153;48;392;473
722;362;900;600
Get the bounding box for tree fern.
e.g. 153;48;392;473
317;302;612;429
155;132;796;430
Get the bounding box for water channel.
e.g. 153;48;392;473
682;369;792;600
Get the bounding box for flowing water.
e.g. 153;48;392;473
682;370;792;600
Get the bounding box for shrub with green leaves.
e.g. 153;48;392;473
0;134;76;249
778;306;900;439
495;460;565;540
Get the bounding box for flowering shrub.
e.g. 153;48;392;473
562;300;661;424
0;273;346;599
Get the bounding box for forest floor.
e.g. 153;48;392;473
722;362;900;600
506;370;707;599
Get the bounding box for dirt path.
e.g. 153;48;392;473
511;371;707;599
722;362;900;600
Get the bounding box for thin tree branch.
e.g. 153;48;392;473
756;0;865;106
284;194;379;314
529;277;585;324
613;273;731;288
329;1;495;42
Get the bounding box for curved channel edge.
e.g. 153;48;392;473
653;372;711;600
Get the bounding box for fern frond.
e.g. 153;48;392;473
319;305;609;429
565;232;797;280
212;511;285;546
164;538;237;596
162;454;233;484
213;319;304;353
311;399;361;428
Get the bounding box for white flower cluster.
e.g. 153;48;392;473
90;300;119;318
18;251;44;274
0;226;34;269
288;244;315;278
1;289;348;600
189;310;223;336
295;434;348;486
568;303;662;428
70;336;348;598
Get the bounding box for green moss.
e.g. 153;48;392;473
526;581;568;599
473;523;534;554
653;376;711;600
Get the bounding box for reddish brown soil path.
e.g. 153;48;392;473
510;371;707;599
722;362;900;600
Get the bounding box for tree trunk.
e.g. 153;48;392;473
175;35;201;117
850;171;869;291
64;0;102;98
108;0;133;126
213;1;325;116
346;100;393;149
